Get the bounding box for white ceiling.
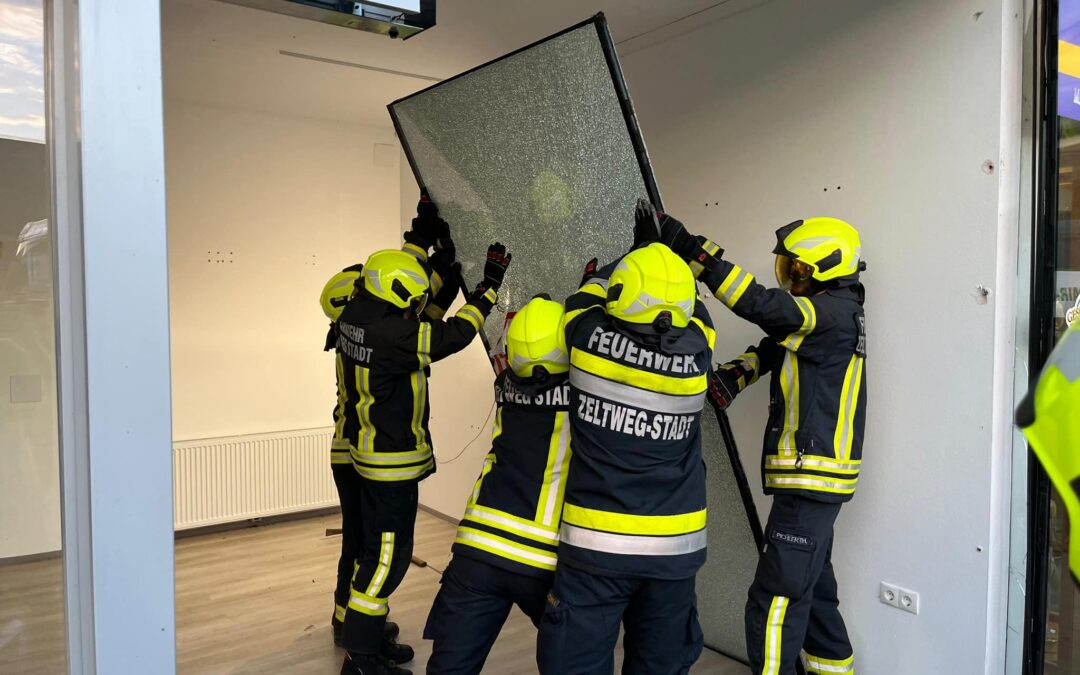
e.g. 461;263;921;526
163;0;726;126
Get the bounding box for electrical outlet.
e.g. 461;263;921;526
879;582;900;608
898;589;920;615
880;581;920;615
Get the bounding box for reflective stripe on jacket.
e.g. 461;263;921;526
557;270;715;579
452;371;571;577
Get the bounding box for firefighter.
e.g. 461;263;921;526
321;220;462;654
423;295;572;675
655;206;865;675
337;213;512;675
536;217;715;674
321;264;371;643
1017;320;1080;585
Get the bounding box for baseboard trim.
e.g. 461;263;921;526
0;549;62;566
174;505;342;539
4;505;456;553
418;503;460;526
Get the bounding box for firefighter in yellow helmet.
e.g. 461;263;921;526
423;295;572;674
537;210;715;674
1018;320;1080;585
654;204;866;675
333;191;512;675
322;197;466;664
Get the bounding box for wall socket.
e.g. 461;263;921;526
879;581;920;615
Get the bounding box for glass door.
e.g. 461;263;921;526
0;0;66;671
1033;1;1080;671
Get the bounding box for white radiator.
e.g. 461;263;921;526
173;427;338;530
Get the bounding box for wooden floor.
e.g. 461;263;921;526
1;511;746;674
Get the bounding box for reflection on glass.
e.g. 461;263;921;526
0;0;66;671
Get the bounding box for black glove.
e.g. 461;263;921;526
428;248;456;282
406;217;441;251
406;189;443;250
579;257;599;287
709;345;760;409
633;198;661;249
481;242;512;291
417;187;438;220
434;222;455;260
708;373;738;411
657;212;699;260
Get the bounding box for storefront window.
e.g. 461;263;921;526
1048;2;1080;670
0;0;66;670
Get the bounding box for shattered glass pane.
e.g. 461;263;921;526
698;407;761;661
391;22;641;347
392;19;760;665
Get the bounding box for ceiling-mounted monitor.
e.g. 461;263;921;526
219;0;436;40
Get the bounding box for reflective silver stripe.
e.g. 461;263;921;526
570;367;705;414
787;235;832;251
347;591;388;614
719;268;751;305
464;506;559;543
365;532;394;596
765;457;861;473
779;352;799;450
560;523;707;556
836;356;863;459
417;323;432;368
458;305;484;326
780;297;816;350
455;529;558;568
356;462;433;480
738;352;760;373
803;655;855;674
353;449;432;465
540;414;571;527
762;596;789;675
765;475;856;492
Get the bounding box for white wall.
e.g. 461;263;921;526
617;0;1010;671
166;102;401;440
0;138;61;558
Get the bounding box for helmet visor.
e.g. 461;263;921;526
775;256;813;290
409;291;430;318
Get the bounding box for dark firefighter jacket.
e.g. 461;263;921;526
452;370;572;577
703;249;867;504
330;252;497;483
557;263;716;580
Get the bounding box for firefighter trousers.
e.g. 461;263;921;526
332;462;364;626
423;555;551;674
536;563;703;675
341;480;418;654
746;494;853;675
